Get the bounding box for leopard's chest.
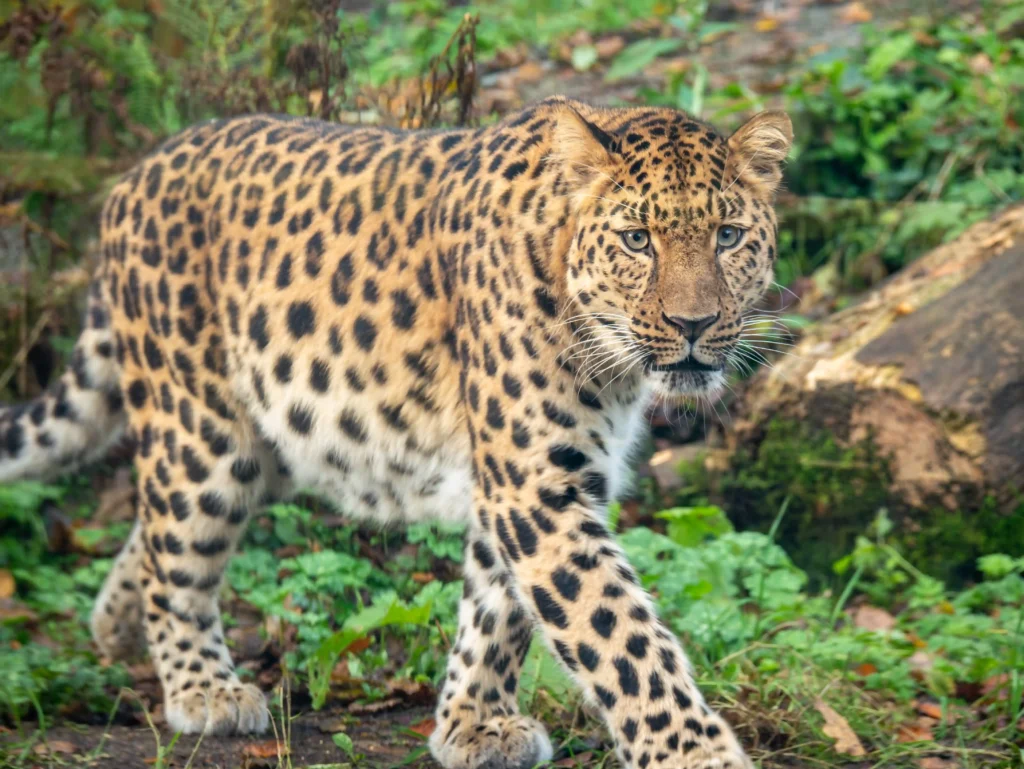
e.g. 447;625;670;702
593;385;653;505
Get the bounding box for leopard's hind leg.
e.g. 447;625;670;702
91;521;147;661
126;376;275;735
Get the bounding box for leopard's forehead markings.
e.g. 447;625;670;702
592;115;734;230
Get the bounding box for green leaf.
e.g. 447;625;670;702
655;506;733;548
605;38;682;82
517;636;572;708
332;732;355;759
571;44;599;72
864;33;916;79
978;554;1017;580
309;598;432;710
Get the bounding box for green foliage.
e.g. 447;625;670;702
604;38;683;82
1;481;130;723
620;518;1024;720
517;636;573;709
2;470;1022;765
357;0;693;85
655;504;733;547
2;3;1023;763
309;598;432;710
332;730;356;760
787;16;1023;204
0;640;130;726
780;10;1023;285
406;521;465;563
0;482;60;572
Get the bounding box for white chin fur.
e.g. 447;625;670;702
651;368;725;401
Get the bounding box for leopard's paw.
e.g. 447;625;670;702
430;715;553;769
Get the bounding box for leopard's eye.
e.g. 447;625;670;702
621;230;650;251
717;226;744;249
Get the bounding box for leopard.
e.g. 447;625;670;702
0;95;792;769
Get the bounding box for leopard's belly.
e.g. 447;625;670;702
248;379;475;526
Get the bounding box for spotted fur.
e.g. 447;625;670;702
0;96;792;768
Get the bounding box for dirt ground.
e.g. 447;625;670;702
4;704;442;768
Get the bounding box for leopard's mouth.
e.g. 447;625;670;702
648;355;722;374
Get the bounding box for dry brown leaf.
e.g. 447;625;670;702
814;699;866;757
594;36;625;60
897;722;934;743
0;597;36;623
348;696;401;714
33;740;77;756
908;650;934;672
853;604;896;631
242;740;288;759
913;704;942;720
969;53;993;75
917;756;959;769
92;468;136;523
409;717;436;737
0;569;14;599
341;635;372;655
840;2;873;23
127;662;158;682
905;631;928;649
512;61;545;85
411;571;435;584
388;679;435;706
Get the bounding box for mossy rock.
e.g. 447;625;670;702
675;418;1024;589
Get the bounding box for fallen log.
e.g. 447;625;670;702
718;204;1024;582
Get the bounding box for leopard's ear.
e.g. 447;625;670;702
549;106;619;186
726;111;793;198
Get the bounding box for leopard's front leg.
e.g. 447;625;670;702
429;532;553;769
466;411;750;769
481;483;749;768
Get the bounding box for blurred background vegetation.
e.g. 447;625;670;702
1;1;1023;767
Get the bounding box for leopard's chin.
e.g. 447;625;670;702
650;369;726;402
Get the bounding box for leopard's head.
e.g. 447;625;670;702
550;99;793;400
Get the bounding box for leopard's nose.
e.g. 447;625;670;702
663;312;719;343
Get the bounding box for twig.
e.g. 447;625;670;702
928;147;962;202
0;307;51;395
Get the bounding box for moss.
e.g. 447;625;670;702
673;418;1024;588
907;496;1024;586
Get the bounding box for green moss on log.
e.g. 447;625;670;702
675;418;1024;588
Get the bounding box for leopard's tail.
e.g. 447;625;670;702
0;277;127;483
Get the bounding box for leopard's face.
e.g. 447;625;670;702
556;107;793;400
